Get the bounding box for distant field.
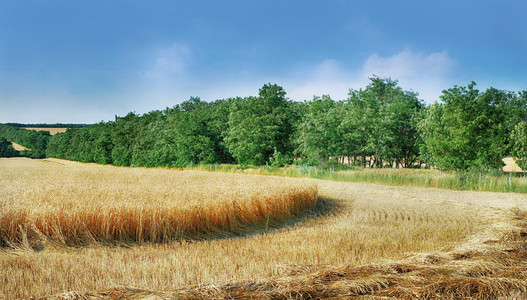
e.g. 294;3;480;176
503;156;524;172
10;141;29;151
2;158;526;298
22;127;68;135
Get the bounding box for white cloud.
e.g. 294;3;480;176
314;59;340;77
287;59;359;101
361;49;456;102
362;50;453;78
143;43;191;78
287;49;457;103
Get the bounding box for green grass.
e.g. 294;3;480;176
183;163;527;194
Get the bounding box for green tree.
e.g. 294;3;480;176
207;98;235;163
46;130;66;158
130;110;168;167
342;77;423;167
0;138;18;157
225;83;293;165
111;112;140;166
90;123;113;164
385;88;424;167
511;121;527;170
296;95;343;164
419;82;512;170
173;97;219;166
0;124;50;158
502;90;527;153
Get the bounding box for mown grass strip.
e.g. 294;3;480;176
185;163;527;193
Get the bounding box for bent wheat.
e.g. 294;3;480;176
0;158;317;247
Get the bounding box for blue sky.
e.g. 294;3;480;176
1;0;526;123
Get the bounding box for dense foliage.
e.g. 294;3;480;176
0;125;50;158
419;83;527;170
226;84;296;166
0;138;18;157
511;121;527;170
3;123;87;128
295;78;424;168
46;97;235;167
3;79;526;171
344;77;424;168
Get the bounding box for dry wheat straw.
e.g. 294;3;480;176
1;158;522;298
0;158;317;247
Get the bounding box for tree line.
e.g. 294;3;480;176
2;78;527;171
3;123;88;128
0;124;50;158
0;138;18;157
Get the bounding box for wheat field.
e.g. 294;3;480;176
1;158;526;298
0;158;317;247
9;142;29;151
22;127;68;135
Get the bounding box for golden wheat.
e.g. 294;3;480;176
22;127;68;135
1;158;524;298
0;158;317;247
9;141;29;151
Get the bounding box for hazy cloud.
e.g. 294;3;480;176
362;49;456;102
287;59;357;101
363;49;453;80
143;43;191;78
288;49;456;103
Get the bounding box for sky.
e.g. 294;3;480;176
1;0;526;123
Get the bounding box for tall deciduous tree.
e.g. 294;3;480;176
511;121;527;170
111;112;140;166
342;77;423;167
419;82;515;170
226;83;293;165
172;97;219;165
0;138;17;157
296;95;343;164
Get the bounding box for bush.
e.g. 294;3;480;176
269;149;292;167
0;138;18;157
